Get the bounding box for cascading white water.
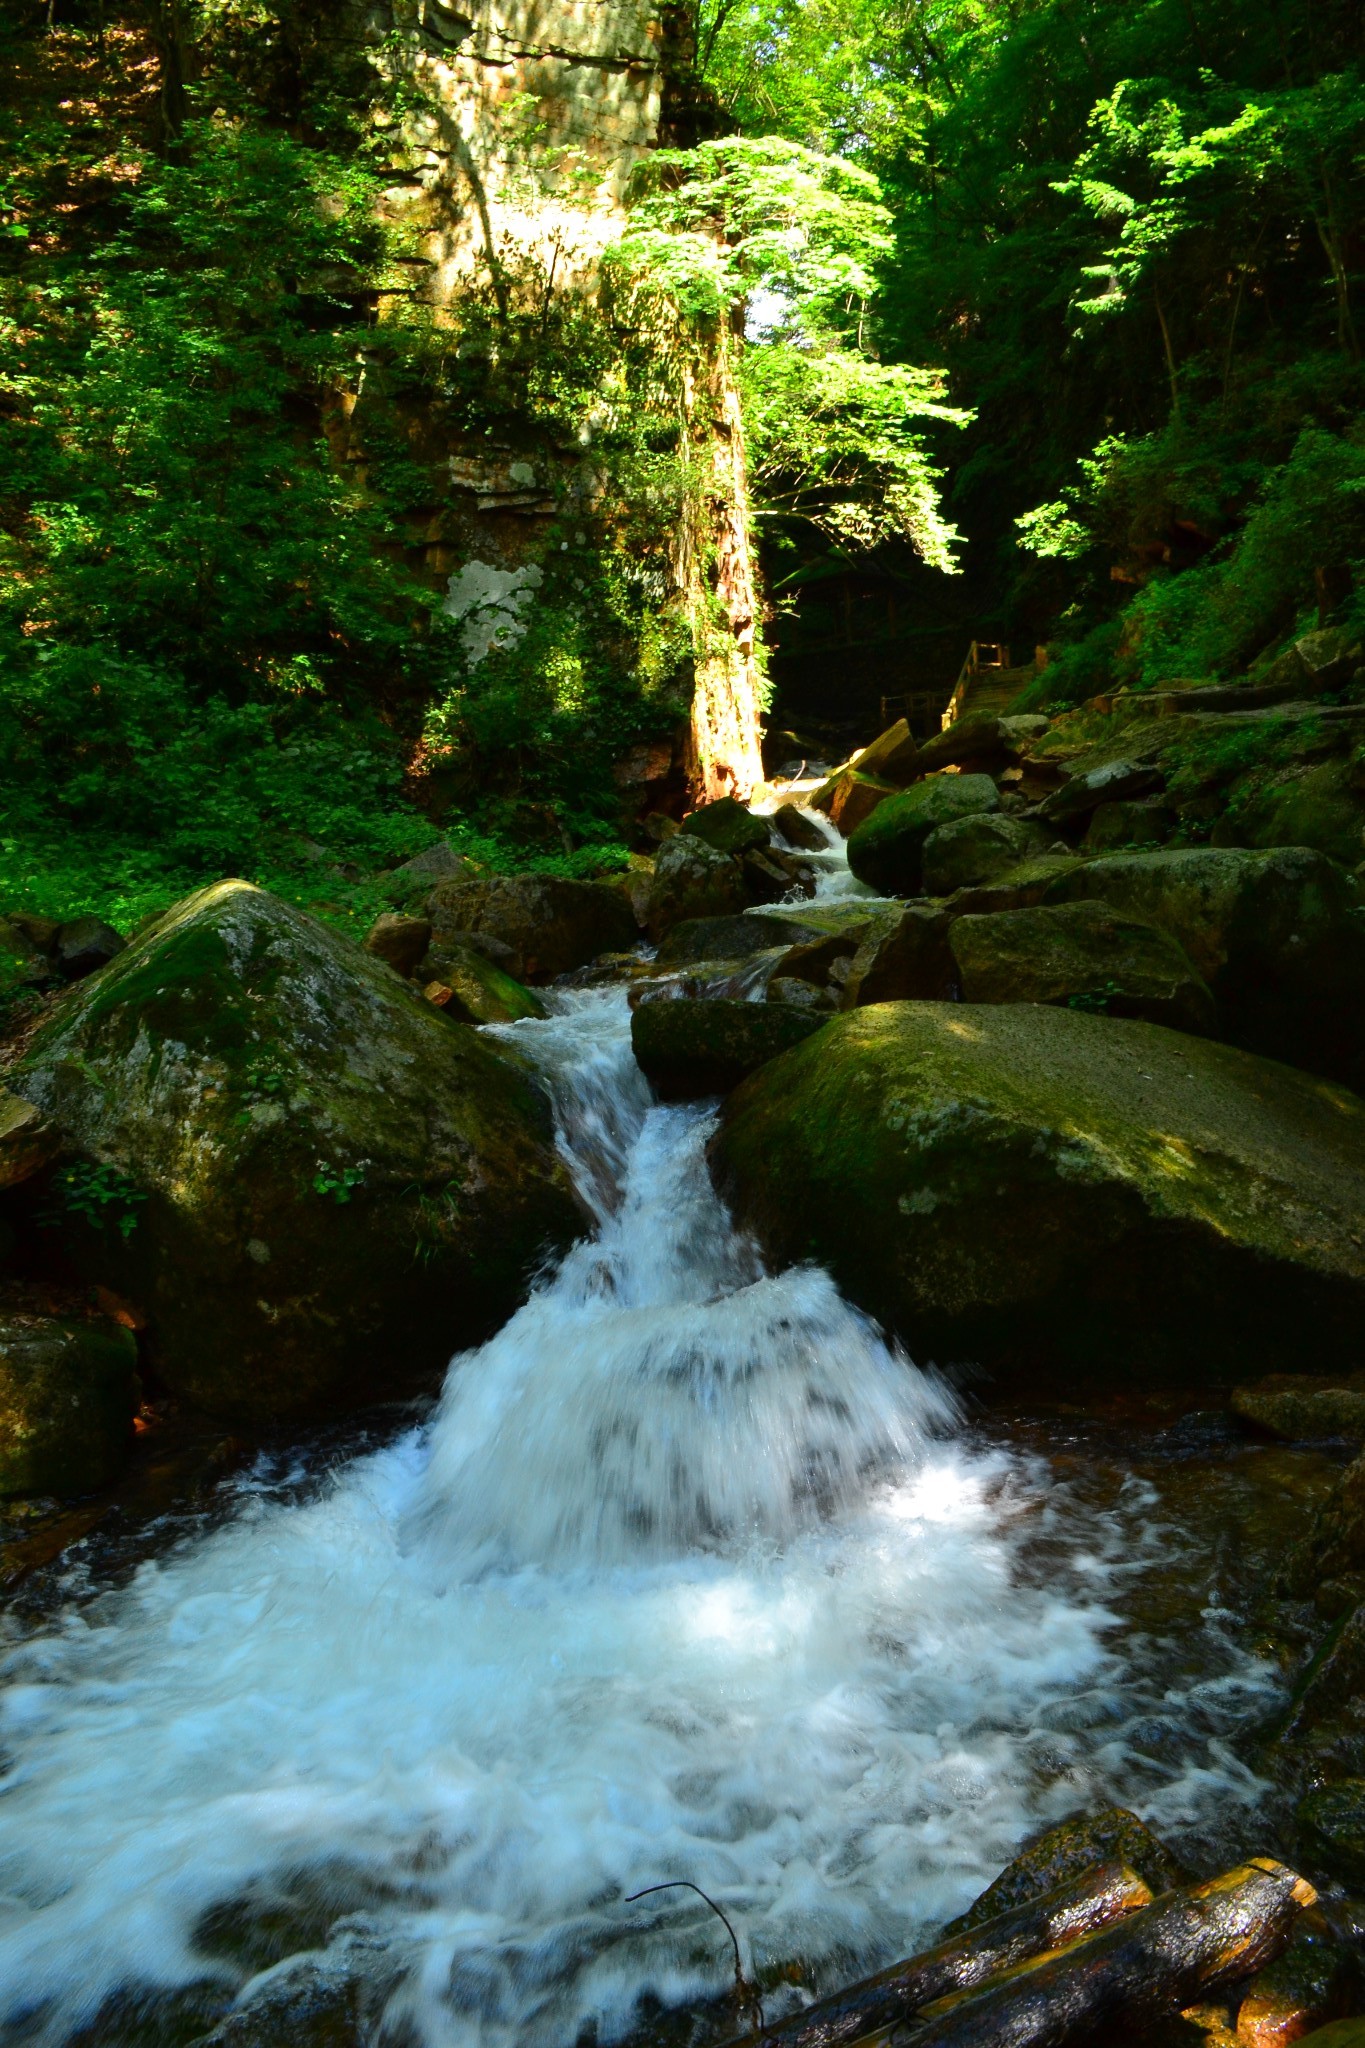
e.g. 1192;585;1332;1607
0;990;1276;2048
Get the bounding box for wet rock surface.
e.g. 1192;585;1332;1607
715;999;1365;1378
427;874;637;980
949;898;1218;1034
0;1312;138;1496
631;994;827;1098
8;881;583;1421
847;774;1001;893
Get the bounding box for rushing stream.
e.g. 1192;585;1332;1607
0;884;1285;2046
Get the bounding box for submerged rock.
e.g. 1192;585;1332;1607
950;900;1217;1035
0;1312;138;1496
10;882;583;1420
427;875;636;981
631;996;827;1100
715;1001;1365;1378
847;775;1000;894
1046;845;1365;1088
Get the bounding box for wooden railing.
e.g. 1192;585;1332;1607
878;688;949;734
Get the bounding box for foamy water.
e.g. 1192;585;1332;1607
0;988;1276;2048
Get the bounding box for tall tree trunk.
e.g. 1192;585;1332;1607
678;313;764;804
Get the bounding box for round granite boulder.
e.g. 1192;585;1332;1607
847;775;1000;894
10;882;583;1420
714;1000;1365;1380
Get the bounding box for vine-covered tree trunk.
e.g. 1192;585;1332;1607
679;315;765;805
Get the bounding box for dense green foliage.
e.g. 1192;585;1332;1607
699;0;1365;699
2;0;1362;940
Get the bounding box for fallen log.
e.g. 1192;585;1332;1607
898;1857;1316;2048
725;1861;1153;2048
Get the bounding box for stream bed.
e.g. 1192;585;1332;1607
0;973;1341;2048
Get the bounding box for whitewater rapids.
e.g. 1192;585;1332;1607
0;990;1274;2047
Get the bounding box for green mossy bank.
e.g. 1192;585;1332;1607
11;881;584;1420
713;1001;1365;1381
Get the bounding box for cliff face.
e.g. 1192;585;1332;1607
378;0;666;294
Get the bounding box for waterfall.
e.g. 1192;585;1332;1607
0;989;1276;2048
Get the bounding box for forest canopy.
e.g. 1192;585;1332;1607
1;0;1362;929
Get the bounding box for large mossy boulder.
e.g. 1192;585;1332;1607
841;906;956;1007
1046;845;1365;1088
680;796;771;857
1220;759;1365;871
9;882;583;1420
425;875;636;982
631;997;827;1100
921;812;1049;895
950;900;1217;1035
714;1001;1365;1379
847;775;999;894
644;833;747;941
0;1313;138;1496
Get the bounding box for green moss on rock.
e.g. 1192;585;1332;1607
11;882;583;1420
847;776;1000;894
0;1313;138;1497
950;900;1217;1035
1045;845;1365;1087
631;996;827;1099
425;876;636;982
714;1000;1365;1379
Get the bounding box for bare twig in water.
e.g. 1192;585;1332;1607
626;1880;765;2038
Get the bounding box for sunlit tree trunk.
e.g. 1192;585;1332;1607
677;313;765;804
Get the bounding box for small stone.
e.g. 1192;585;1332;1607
811;769;898;836
381;839;476;906
852;718;919;784
644;836;747;942
1236;1911;1355;2045
1039;758;1165;824
846;775;999;894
